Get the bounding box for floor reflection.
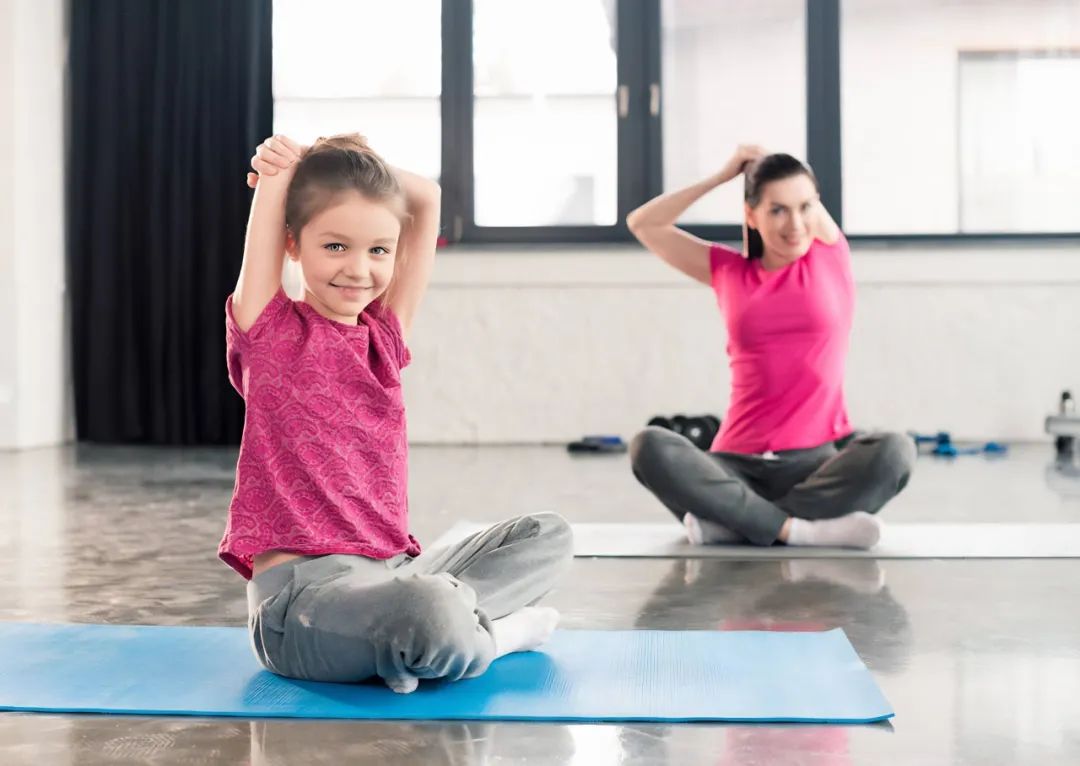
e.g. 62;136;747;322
1;445;1079;765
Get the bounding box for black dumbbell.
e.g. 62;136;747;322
647;415;672;430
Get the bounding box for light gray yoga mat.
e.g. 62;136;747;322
432;522;1080;559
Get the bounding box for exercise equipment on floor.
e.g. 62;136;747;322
909;431;1007;457
0;623;892;724
1046;390;1078;458
648;413;722;451
566;435;627;454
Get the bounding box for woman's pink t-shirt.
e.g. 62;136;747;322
219;290;420;579
709;235;855;454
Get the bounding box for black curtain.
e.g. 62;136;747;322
68;0;272;444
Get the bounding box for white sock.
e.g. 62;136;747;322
386;674;420;694
683;513;743;545
786;512;882;550
491;607;560;658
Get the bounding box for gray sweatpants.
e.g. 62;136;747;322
629;428;917;545
246;512;572;687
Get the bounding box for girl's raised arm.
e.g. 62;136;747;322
233;135;305;332
385;168;441;340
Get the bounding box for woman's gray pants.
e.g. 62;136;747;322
247;513;573;688
629;429;917;546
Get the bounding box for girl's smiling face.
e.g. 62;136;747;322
287;191;402;324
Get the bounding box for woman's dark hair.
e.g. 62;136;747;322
743;153;818;259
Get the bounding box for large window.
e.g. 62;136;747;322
841;0;1080;235
473;0;618;226
959;52;1080;233
272;0;1080;243
662;0;806;225
272;0;441;180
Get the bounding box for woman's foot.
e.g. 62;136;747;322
491;606;560;658
783;512;882;549
683;513;743;545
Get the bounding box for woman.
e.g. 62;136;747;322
626;145;915;549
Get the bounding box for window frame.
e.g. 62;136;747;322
431;0;1080;245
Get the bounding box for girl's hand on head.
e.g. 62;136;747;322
246;135;308;188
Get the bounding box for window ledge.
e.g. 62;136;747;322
430;240;1080;287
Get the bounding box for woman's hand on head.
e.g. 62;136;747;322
246;135;308;189
716;144;768;185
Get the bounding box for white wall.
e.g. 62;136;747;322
0;0;69;450
402;241;1080;444
0;0;16;447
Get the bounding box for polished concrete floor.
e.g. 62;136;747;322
1;443;1079;765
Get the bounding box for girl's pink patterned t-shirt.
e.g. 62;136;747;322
220;290;420;579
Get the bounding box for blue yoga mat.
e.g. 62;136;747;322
0;623;893;723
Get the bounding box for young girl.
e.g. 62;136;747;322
224;133;571;693
627;145;916;550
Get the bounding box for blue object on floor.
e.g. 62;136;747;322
912;430;951;446
0;623;893;723
566;435;627;454
910;431;1008;457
